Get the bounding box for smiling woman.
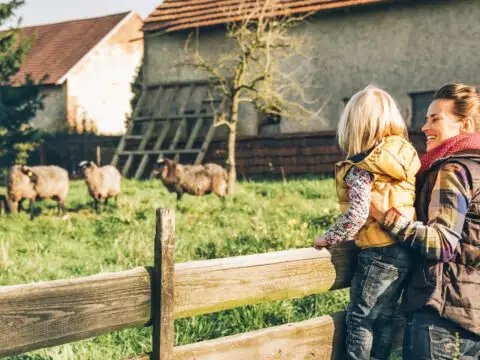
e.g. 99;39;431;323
423;84;479;152
370;83;480;360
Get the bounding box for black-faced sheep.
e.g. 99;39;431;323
6;165;69;219
154;158;227;201
78;161;121;212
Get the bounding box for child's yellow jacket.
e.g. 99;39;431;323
335;136;421;248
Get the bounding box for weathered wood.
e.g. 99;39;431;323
184;118;204;150
152;209;176;360
112;120;135;167
173;312;403;360
128;120;155;178
123;150;198;155
0;242;358;358
112;90;147;167
146;80;211;88
131;312;405;360
194;120;216;165
134;114;216;122
174;241;357;318
0;267;151;357
168;119;187;151
174;312;346;360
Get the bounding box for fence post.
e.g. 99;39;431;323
96;146;101;166
152;208;175;360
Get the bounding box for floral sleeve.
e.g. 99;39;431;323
322;166;372;245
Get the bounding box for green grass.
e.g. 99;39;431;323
0;176;376;359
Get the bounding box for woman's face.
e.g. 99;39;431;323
423;99;464;152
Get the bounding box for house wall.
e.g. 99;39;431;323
31;85;67;132
144;0;480;135
66;13;144;135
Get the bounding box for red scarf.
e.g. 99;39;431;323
419;132;480;174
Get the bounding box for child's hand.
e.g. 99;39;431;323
314;236;330;248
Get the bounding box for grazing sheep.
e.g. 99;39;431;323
154;158;227;201
7;165;69;219
0;194;7;215
78;161;121;212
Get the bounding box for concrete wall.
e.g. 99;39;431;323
31;85;67;132
144;0;480;135
66;13;144;134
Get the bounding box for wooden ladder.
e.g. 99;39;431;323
112;81;221;179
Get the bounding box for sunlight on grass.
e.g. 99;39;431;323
0;176;357;359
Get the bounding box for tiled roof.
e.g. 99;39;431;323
9;12;131;85
144;0;396;32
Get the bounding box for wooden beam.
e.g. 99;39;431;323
0;267;151;357
194;120;216;165
152;209;176;360
146;80;212;89
112;120;135;167
130;312;404;360
173;241;357;318
133;114;215;122
112;90;147;167
173;312;346;360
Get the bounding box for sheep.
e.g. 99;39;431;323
154;158;227;201
0;194;7;215
6;165;69;219
78;161;121;212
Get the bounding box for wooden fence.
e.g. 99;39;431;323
0;209;402;359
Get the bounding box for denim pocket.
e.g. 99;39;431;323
428;325;457;360
361;259;405;307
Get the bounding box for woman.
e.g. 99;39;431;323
370;83;480;359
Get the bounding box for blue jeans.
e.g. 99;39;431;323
346;244;410;360
403;308;480;360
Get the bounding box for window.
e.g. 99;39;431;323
408;91;434;129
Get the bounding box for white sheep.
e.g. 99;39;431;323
78;161;121;212
6;165;69;219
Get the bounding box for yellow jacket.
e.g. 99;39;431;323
335;135;421;248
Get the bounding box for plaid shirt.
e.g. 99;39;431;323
383;163;470;263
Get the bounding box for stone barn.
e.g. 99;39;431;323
11;11;144;135
117;0;480;177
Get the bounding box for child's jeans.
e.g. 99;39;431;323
346;244;410;360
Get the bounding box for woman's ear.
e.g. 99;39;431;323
461;117;475;133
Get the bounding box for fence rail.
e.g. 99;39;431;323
0;209;362;359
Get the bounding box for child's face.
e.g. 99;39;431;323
422;99;464;152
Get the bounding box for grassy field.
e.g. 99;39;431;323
0;176;400;359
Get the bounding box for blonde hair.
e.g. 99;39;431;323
338;85;407;157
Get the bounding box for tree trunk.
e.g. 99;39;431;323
227;95;239;195
227;128;237;194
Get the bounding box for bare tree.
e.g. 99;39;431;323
182;0;323;194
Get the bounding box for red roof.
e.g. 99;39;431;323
10;12;132;85
144;0;396;32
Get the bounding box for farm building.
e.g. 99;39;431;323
141;0;480;133
114;0;480;177
113;0;479;177
11;11;143;135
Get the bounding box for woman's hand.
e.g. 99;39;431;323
314;236;330;248
369;191;390;223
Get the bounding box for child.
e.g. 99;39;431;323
314;85;420;360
